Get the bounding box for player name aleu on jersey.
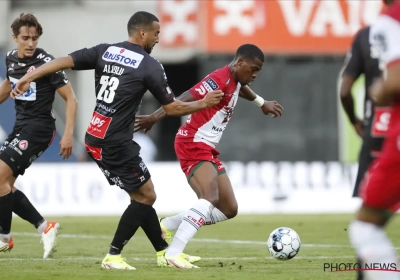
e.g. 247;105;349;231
102;46;144;69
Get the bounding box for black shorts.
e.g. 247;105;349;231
85;140;151;192
0;123;56;177
353;143;376;197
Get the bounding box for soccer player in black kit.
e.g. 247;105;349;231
338;1;395;280
0;14;77;258
14;11;223;269
338;26;386;197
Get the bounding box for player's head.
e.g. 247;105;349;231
127;11;160;54
232;44;264;86
11;13;43;58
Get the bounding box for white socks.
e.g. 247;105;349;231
166;199;213;257
162;206;229;231
161;213;185;231
37;220;48;234
0;233;10;243
349;220;399;280
208;207;228;225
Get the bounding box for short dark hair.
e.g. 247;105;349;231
127;11;159;36
11;13;43;37
235;44;264;62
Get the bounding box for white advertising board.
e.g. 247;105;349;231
13;161;362;216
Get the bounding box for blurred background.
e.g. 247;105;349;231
0;0;384;215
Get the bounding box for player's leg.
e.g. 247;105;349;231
160;160;236;232
85;144;140;270
12;184;47;232
165;161;218;268
9;128;60;258
0;159;14;252
353;144;374;197
348;135;400;280
0;133;23;252
213;172;238;221
89;142;169;270
11;184;60;258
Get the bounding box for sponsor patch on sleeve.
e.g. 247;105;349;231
205;77;219;91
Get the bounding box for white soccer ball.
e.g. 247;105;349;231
267;227;301;260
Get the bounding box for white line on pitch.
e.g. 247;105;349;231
11;232;353;248
0;256;358;262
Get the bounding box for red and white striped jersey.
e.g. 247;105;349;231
175;66;241;148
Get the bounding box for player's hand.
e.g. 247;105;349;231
203;90;224;108
352;119;364;138
12;76;31;99
135;115;157;134
370;77;391;106
261;101;283;118
59;134;73;160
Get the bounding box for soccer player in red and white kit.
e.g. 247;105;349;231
135;44;283;268
348;1;400;279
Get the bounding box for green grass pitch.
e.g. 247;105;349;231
2;214;400;280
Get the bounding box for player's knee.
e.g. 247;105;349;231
225;202;238;219
137;191;156;205
356;204;391;226
0;160;13;185
201;192;219;206
146;191;157;205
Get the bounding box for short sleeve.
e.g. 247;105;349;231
42;53;69;90
371;15;400;69
342;30;364;79
49;70;69;90
144;60;175;105
69;44;103;70
189;74;221;100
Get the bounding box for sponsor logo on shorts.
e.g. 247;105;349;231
110;176;124;187
7;138;23;155
29;155;37;163
139;161;148;173
18;140;28;150
102;46;144;69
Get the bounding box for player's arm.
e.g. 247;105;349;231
12;56;75;97
162;94;223;117
13;45;99;97
338;30;364;137
239;85;283;117
371;63;400;105
142;62;223;119
153;91;195;120
0;78;11;104
134;90;196;133
55;76;78;160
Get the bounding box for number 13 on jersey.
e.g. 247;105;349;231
97;75;119;103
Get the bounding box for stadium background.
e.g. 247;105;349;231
0;0;384;215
